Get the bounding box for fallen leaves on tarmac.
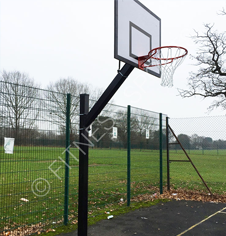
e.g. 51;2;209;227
131;188;226;203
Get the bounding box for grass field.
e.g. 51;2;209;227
169;149;226;193
0;146;226;234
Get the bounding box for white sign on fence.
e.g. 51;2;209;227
4;137;15;154
88;124;92;137
146;129;149;139
113;127;118;139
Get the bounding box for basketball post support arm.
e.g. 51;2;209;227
78;63;134;236
85;63;134;127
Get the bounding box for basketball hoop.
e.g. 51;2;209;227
138;46;188;87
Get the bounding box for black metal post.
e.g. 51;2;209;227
78;94;89;236
77;63;134;236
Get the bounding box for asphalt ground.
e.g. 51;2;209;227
61;200;226;236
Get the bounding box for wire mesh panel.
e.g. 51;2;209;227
0;81;77;234
87;101;128;221
169;116;226;194
129;107;167;201
161;114;168;190
0;80;168;234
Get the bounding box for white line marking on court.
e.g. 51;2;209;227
177;206;226;236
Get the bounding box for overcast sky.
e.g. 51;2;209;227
1;0;226;118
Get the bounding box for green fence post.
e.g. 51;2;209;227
127;105;131;206
64;93;71;225
159;113;163;194
166;117;170;191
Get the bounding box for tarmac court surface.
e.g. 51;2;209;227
61;200;226;236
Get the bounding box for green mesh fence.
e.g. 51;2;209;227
0;82;70;234
2;80;225;234
87;102;128;220
0;81;166;235
129;107;167;200
169;116;226;194
86;103;167;220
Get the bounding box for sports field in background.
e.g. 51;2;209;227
0;146;225;233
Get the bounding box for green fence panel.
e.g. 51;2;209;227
64;93;71;225
127;105;131;206
159;113;163;194
169;116;226;194
0;80;169;234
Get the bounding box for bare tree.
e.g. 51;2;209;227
219;8;226;15
46;77;109;139
0;70;40;140
131;110;158;149
46;78;90;137
178;23;226;110
133;110;158;135
113;110;131;148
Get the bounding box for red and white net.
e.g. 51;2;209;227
139;46;188;87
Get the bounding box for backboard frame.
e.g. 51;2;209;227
114;0;161;78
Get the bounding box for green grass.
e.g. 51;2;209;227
0;147;162;233
169;149;226;193
0;146;226;234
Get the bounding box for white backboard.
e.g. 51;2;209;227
114;0;161;77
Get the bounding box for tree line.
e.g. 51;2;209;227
1;70;225;150
2;7;226;148
0;70;164;149
175;133;226;150
0;70;103;145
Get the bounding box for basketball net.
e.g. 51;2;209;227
139;46;188;87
